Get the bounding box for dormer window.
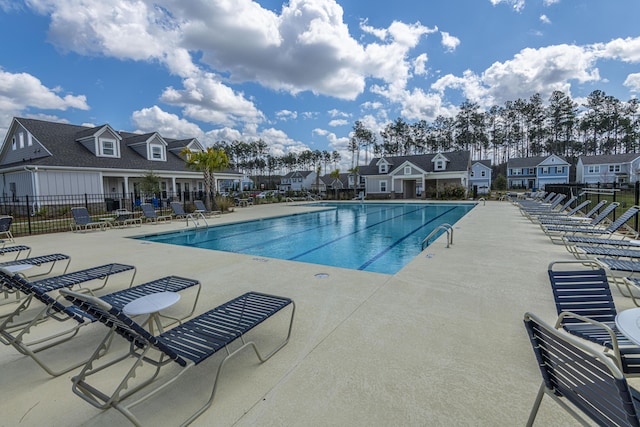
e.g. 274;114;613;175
380;164;387;173
150;144;164;161
100;139;116;157
435;160;444;170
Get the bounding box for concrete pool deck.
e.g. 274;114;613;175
1;200;634;426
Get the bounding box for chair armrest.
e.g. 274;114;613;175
554;311;623;371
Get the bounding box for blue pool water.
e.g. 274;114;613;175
135;202;475;274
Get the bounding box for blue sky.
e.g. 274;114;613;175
1;0;639;170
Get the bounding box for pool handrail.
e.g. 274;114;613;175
422;223;454;250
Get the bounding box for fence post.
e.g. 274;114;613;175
633;181;640;231
25;195;32;235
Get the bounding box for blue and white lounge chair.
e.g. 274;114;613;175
140;203;172;223
543;204;638;244
194;200;221;217
70;207;107;232
539;201;619;232
546;260;640;376
61;289;294;425
170;201;190;219
0;253;71;277
533;199;601;224
0;244;31;261
519;193;566;215
521;194;573;219
524;311;640;426
0;215;15;243
0;268;200;376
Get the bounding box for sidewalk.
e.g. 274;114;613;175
1;200;619;426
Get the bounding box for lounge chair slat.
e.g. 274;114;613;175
33;263;134;292
100;275;199;309
0;253;69;268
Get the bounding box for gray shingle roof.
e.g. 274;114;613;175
579;153;640;164
473;160;492;168
507;155;568;168
3;118;239;174
359;151;471;176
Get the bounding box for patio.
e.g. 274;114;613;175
0;200;624;426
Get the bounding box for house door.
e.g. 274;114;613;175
403;180;416;199
528;179;535;189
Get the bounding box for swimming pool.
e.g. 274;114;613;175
135;202;475;274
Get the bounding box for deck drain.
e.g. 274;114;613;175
315;273;329;279
425;253;435;258
252;257;270;262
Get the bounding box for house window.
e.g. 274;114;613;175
404;166;411;175
100;139;116;156
470;171;475;177
588;165;600;173
19;132;24;148
380;181;387;192
380;164;387;173
27;134;32;146
541;167;549;174
609;165;621;173
11;137;16;150
150;144;164;160
481;170;486;177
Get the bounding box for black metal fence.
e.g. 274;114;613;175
545;181;640;233
0;191;216;236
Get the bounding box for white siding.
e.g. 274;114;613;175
37;171;102;196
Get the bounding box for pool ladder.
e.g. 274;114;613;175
421;223;454;250
185;212;208;228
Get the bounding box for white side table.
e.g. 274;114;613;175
123;291;180;335
2;264;33;302
615;308;640;346
4;264;34;274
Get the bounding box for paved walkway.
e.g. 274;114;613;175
1;200;630;426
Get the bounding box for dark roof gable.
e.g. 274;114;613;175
2;117;189;172
360;151;471;175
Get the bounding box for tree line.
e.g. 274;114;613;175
208;89;639;176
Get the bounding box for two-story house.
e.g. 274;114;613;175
358;151;471;199
278;170;317;192
507;155;570;190
0;117;244;207
576;153;640;185
470;160;492;195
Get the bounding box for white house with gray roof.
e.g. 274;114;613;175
358;151;471;199
0;117;244;207
576;153;640;185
